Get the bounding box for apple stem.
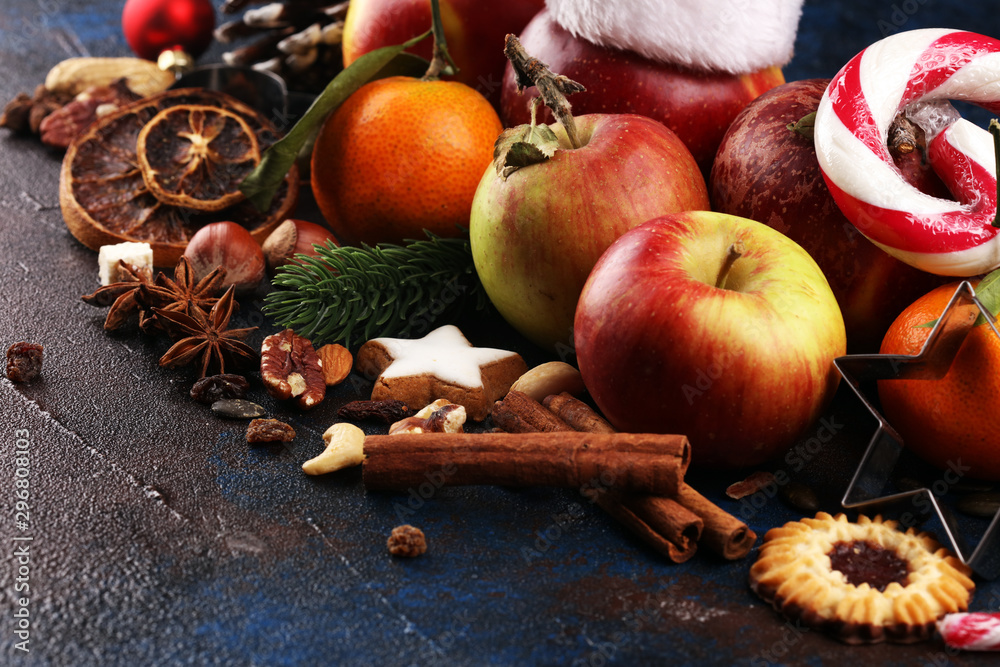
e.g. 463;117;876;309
990;119;1000;228
715;241;745;289
503;33;586;149
422;0;458;80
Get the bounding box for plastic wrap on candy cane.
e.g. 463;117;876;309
814;28;1000;276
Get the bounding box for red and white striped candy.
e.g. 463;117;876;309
814;28;1000;276
938;612;1000;651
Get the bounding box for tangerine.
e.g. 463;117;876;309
878;280;1000;481
310;75;502;246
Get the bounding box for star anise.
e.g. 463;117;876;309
154;286;258;378
137;256;227;333
81;260;156;331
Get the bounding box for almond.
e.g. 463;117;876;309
317;343;353;386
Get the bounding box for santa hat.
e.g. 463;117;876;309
544;0;805;74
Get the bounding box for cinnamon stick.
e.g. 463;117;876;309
543;392;616;434
363;431;690;496
545;392;756;560
596;492;702;563
675;483;757;560
492;390;573;433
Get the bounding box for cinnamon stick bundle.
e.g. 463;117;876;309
596;492;703;563
537;392;757;561
363;431;690;497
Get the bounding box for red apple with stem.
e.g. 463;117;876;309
574;211;846;469
470;37;709;352
710;79;950;353
500;9;785;175
342;0;544;107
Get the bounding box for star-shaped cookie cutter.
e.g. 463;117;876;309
833;281;1000;579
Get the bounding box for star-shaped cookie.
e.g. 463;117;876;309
356;325;528;421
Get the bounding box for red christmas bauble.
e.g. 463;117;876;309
122;0;216;61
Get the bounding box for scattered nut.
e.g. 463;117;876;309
6;342;43;383
387;524;427;558
246;418;296;444
191;374;250;404
316;343;353;386
261;329;326;410
44;56;175;98
338;399;413;423
302;422;366;475
389;399;467;435
510;361;586;402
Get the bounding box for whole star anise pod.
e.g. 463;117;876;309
155;286;257;378
81;260;156;331
137;256;227;333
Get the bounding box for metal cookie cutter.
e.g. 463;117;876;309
833;281;1000;579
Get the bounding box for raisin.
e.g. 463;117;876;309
190;373;250;404
6;342;43;383
387;524;427;558
246;418;296;444
338;399;413;423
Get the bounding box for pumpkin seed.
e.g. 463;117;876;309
212;399;266;419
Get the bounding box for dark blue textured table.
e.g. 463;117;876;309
1;1;999;665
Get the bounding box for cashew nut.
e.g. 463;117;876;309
302;422;365;475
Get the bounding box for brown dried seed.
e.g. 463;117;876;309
725;471;775;500
778;480;820;513
6;342;44;383
387;524;427;558
316;343;353;386
246;418;296;444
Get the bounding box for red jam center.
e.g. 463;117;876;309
828;540;909;591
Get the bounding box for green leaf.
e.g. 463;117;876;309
917;268;1000;328
239;31;432;211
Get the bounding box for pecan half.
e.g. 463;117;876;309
260;329;326;410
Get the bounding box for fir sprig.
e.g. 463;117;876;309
263;232;488;347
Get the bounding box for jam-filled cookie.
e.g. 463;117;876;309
749;512;975;644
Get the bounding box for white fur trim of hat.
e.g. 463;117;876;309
544;0;805;74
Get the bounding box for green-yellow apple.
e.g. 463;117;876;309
574;211;846;468
470;114;709;352
342;0;544;107
501;9;785;175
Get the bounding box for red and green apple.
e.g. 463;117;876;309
574;211;846;468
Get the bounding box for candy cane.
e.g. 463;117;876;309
938;613;1000;651
814;28;1000;276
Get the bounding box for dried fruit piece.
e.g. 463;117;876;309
136;104;261;212
246;418;296;443
260;329;326;410
387;524;427;558
59;88;297;268
190;374;249;404
337;399;413;423
316;343;353;386
726;471;775;500
6;342;43;383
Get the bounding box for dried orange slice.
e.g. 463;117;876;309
60;88;297;267
137;105;260;212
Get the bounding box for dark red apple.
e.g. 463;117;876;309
500;9;785;175
342;0;544;107
710;78;950;353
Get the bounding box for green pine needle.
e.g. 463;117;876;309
263;232;488;347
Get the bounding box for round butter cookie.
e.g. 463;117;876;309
749;512;974;644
